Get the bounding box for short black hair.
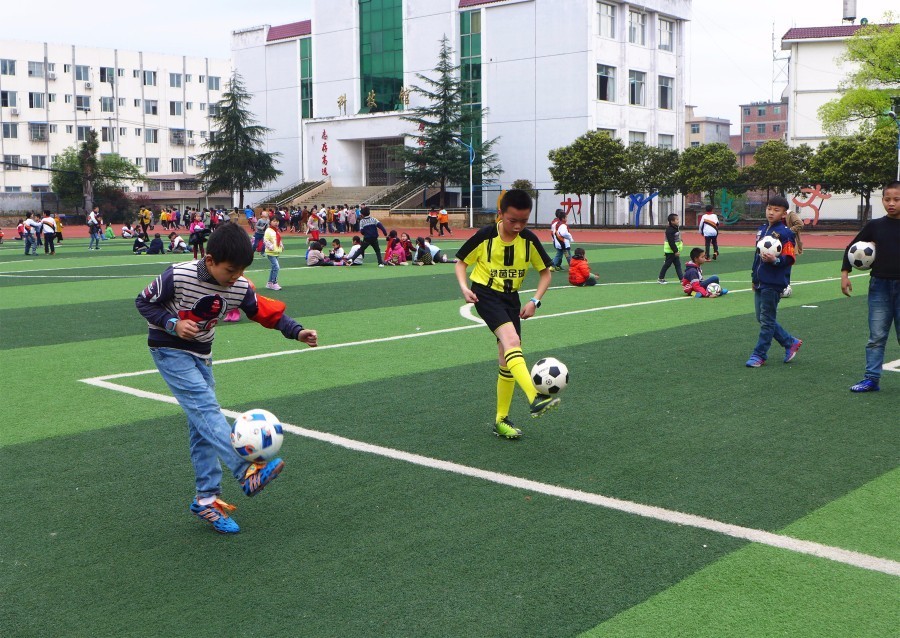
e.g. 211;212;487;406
667;213;679;223
884;180;900;191
690;247;705;261
767;195;789;210
555;209;566;220
499;189;533;213
206;221;254;268
705;205;713;212
573;247;586;258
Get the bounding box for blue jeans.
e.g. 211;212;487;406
88;230;101;249
864;277;900;381
149;347;250;498
267;255;280;283
24;234;36;254
552;247;572;268
752;286;794;360
701;275;719;288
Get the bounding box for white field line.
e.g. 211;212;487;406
78;271;899;578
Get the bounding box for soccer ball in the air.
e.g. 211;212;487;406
756;237;783;260
706;282;722;297
231;409;284;461
531;357;569;395
780;285;792;298
847;241;875;270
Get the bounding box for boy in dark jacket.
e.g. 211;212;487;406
657;213;683;284
682;248;728;297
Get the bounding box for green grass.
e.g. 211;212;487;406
0;233;897;637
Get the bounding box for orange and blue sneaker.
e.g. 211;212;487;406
784;338;802;363
745;355;765;368
241;458;285;497
190;498;240;534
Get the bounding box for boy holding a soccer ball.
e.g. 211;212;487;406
136;222;318;534
746;195;802;368
840;181;900;392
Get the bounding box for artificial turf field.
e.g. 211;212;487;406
0;232;897;637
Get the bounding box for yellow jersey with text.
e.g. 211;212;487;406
456;223;551;293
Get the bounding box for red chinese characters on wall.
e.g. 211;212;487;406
321;130;329;176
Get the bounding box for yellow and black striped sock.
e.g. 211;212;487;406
496;365;515;423
504;347;537;403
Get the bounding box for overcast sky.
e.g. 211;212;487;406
2;0;896;134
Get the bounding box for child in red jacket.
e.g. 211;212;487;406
568;248;599;286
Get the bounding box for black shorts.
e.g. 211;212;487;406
472;282;521;336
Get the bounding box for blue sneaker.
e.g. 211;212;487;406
241;458;285;497
745;355;765;368
850;379;880;393
784;338;802;363
190;498;239;534
695;292;704;298
720;288;729;295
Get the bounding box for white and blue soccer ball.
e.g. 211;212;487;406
231;409;284;461
531;357;569;395
847;241;876;270
756;236;783;260
706;282;722;297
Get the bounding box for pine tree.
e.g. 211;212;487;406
197;73;281;208
393;36;500;207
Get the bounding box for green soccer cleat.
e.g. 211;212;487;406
494;417;522;439
529;394;560;418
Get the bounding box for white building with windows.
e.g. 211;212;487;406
0;39;229;196
234;0;691;224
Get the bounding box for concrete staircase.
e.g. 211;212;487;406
291;185;390;208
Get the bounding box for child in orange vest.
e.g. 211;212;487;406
568;248;599;286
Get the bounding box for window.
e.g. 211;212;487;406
598;2;616;38
118;98;125;107
757;107;766;116
29;155;47;170
596;64;615;102
200;102;206;111
133;69;140;78
117;68;125;77
144;128;158;143
29;92;45;109
658;18;674;51
185;102;193;110
691;123;700;134
31;185;49;193
300;37;313;118
100;67;115;83
658;76;674;110
658;134;674;149
171;158;184;173
65;94;73;104
5;186;22;192
207;76;221;91
690;141;700;147
29;123;48;141
773;105;781;114
64;64;72;73
628;11;646;45
28;61;44;78
161;181;176;191
76;95;90;111
146;158;159;172
148;182;160;191
597;128;616;137
743;107;751;116
76;125;91;141
773;124;781;132
743;125;751;133
743;142;751;149
66;125;73;134
1;59;15;75
198;75;205;83
628;70;645;105
757;123;766;134
144;100;158;115
170;128;185;145
101;96;114;112
629;131;646;145
169;73;182;88
48;94;56;103
208;131;218;142
134;98;141;107
143;70;156;86
135;128;141;136
119;127;126;136
75;65;89;81
101;127;114;142
135;157;143;168
200;130;207;139
49;125;57;133
2;123;17;139
185;73;192;82
169;101;182;116
1;91;16;108
207;103;220;116
4;154;20;170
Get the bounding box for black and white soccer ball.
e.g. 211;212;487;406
756;237;783;260
531;357;569;395
847;241;876;270
780;284;792;298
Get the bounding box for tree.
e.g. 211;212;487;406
809;126;896;222
740;140;814;196
818;18;900;134
548;131;626;225
393;36;501;208
676;143;739;206
197;73;281;208
50;139;144;211
617;144;680;226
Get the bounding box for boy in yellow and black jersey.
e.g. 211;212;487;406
455;189;559;440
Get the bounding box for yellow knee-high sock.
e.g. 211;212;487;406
504;347;537;403
496;366;515;422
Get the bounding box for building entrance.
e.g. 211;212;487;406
364;138;404;186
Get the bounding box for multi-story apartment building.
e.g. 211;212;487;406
0;39;230;195
732;99;787;167
233;0;691;224
684;105;730;148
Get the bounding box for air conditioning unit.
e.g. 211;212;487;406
84;81;93;89
10;108;19;116
48;72;57;80
187;139;196;146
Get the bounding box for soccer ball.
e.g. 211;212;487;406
756;236;782;260
531;357;569;395
706;282;722;297
780;285;792;298
231;409;284;462
847;241;875;270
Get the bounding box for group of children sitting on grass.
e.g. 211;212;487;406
305;232;458;267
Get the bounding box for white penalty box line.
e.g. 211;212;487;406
80;279;899;578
